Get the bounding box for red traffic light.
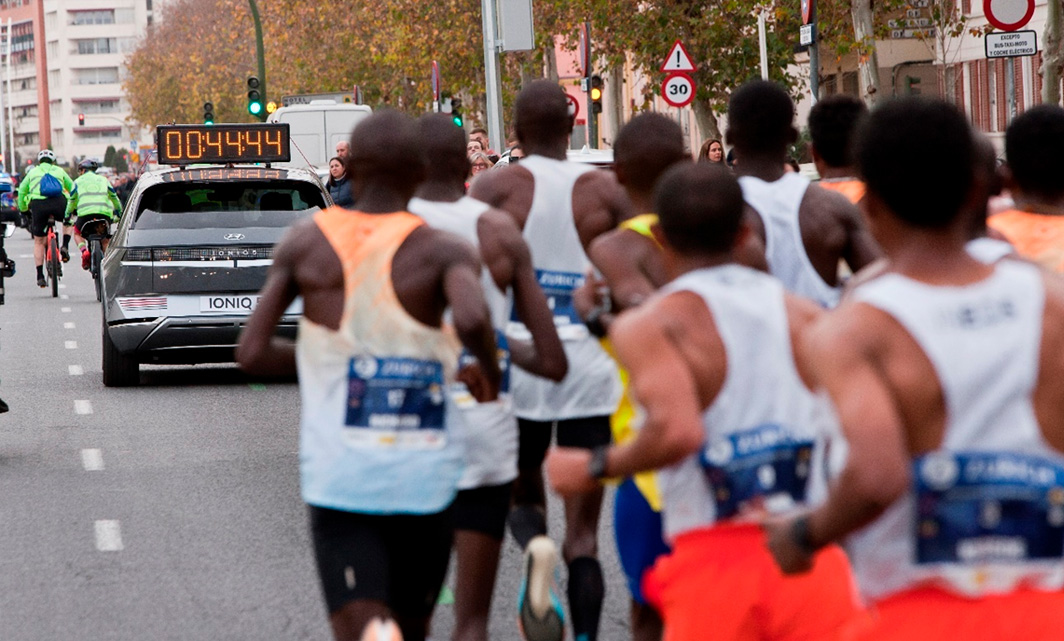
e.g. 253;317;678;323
78;113;85;126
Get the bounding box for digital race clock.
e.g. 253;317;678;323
155;123;291;165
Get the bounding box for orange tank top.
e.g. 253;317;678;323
818;179;866;205
989;208;1064;273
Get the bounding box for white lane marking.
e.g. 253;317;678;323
60;294;69;300
81;449;104;471
59;284;66;289
74;400;93;415
65;341;77;349
17;253;31;258
68;365;84;376
64;322;75;329
61;307;72;313
94;520;123;551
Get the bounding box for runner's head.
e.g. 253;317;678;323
347;110;425;197
808;94;867;170
654;163;745;258
968;131;1002;239
613;113;688;200
417;113;469;186
513;80;573;149
1005;104;1064;202
856;97;973;231
726;80;796;158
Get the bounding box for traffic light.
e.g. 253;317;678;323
247;76;264;118
78;113;85;126
590;75;603;114
265;101;277;114
451;97;463;128
904;75;921;95
203;102;215;125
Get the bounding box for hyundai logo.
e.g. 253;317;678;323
224;233;245;241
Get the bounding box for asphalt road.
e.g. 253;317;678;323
0;232;631;640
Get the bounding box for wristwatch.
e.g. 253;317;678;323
587;445;610;480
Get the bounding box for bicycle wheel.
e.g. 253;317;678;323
48;232;60;298
91;239;103;302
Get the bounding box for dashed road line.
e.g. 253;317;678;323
81;449;104;471
68;365;84;376
74;400;93;415
61;307;72;313
64;322;75;329
60;294;69;300
94;520;123;551
58;284;66;289
64;341;77;350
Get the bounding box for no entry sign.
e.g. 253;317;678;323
984;0;1035;31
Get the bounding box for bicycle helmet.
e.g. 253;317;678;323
37;149;57;164
78;159;99;172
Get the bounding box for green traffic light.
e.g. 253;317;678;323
452;115;463;127
249;102;263;115
205;119;214;126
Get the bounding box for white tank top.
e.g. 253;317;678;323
297;208;464;514
966;236;1014;264
508;155;621;420
849;261;1064;600
407;195;518;489
739;173;842;308
655;264;836;540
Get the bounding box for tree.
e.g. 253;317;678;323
1045;0;1063;104
103;146;117;167
114;150;130;174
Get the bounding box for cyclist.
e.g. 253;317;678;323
66;159;121;270
17;150;75;288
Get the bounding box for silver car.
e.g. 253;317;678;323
100;165;331;386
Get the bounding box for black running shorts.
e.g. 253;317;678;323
29;197;67;238
517;416;612;472
454;481;513;540
308;504;454;617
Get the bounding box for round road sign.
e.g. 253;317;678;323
566;93;580;118
984;0;1034;32
662;73;695;108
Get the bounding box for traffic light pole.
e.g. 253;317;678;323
247;0;267;121
481;0;505;152
585;21;597;149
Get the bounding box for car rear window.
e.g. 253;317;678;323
133;180;326;229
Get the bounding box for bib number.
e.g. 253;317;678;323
914;452;1064;564
700;424;814;520
510;269;587;341
344;356;447;449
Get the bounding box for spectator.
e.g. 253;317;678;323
325;156;353;208
469;151;494;179
335;140;349;160
698;139;725;164
466;139;485;159
471;127;497;162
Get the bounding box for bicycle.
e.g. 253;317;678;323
43;213;62;298
81;218;110;302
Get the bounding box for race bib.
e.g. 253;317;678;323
454;330;511;407
344;355;447;449
914;451;1064;564
700;423;814;520
510;269;588;341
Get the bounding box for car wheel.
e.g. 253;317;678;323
102;323;139;387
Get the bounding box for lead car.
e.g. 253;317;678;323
101;135;331;386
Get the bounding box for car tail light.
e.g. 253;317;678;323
120;246;274;262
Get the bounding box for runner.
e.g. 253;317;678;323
237;110;502;641
808;94;869;206
547;162;862;641
572;113;686;641
727;80;880;307
766;97;1064;640
408;113;568;641
470;79;629;641
988;105;1064;272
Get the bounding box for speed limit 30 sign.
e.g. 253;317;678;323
662;73;695;108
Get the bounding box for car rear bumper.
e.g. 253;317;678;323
107;314;299;363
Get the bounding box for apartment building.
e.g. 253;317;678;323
0;0;164;172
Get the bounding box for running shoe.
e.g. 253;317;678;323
517;535;565;641
82;248;90;270
60;246;69;263
36;276;46;288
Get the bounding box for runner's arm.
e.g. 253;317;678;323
837;198;882;272
766;309;910;573
478;209;567;381
107;186;122;216
236;226;302;376
65;185;79;217
441;237;503;397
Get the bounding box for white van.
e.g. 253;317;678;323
267;101;372;169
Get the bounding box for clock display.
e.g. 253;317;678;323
156;124;291;165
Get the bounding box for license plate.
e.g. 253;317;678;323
200;295;259;314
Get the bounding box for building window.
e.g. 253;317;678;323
74;38;118;55
74;68;120;85
115;8;135;23
75;129;123;142
74;100;121;115
70;10;116;25
10;21;33;53
18;132;38;146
